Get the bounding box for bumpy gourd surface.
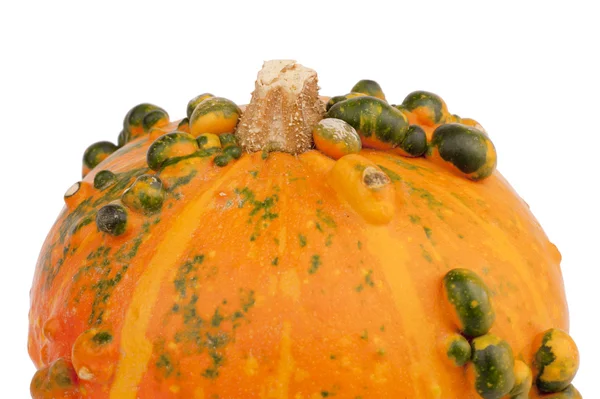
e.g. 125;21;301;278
30;122;568;398
29;73;577;398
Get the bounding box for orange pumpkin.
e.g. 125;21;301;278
28;60;579;398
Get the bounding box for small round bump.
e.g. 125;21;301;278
30;358;80;399
213;154;231;167
197;133;222;150
351;79;386;100
219;132;237;147
189;97;241;137
443;333;471;367
96;202;128;236
328;154;395;224
82;141;118;177
442;268;495;338
532;328;580;393
402;90;450;126
64;181;92;209
72;329;118;383
313;118;362;160
187;93;215;119
121;175;165;215
396;125;427;157
428;123;497;181
467;334;516;399
147;131;199;170
93;170;117;190
223;145;242;159
122;103;169;144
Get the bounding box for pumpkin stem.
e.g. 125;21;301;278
236;60;325;154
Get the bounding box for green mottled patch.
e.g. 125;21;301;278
83;141;118;171
121;175;165;215
420;244;433;263
299;234;307;247
402;90;446;124
94;170;117;190
326;96;409;148
308;254;322;274
165;169;198;193
377;165;402;182
351;79;386;100
235;187;279;241
443;268;495;337
423;226;433;239
470;335;516;399
147;131;199;170
187;93;215;119
92;331;113;345
166;254;256;380
271;257;279;266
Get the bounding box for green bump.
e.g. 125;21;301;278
401;125;428;157
443;268;495;337
96;203;128;236
431;124;489;174
146;131;199;170
94;170;117;190
446;334;471;367
224;145;242;159
121;175;165;215
83;141;118;170
351;79;386;100
470;334;516;399
402;90;447;124
214;154;231;167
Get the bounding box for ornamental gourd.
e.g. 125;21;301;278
28;60;581;398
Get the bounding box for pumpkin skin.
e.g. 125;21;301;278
29;64;571;399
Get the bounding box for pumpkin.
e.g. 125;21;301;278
28;60;580;398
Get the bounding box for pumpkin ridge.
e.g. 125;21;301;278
109;156;254;399
367;225;433;397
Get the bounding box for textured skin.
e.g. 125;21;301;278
29;120;568;398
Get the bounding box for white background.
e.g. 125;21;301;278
1;1;598;397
